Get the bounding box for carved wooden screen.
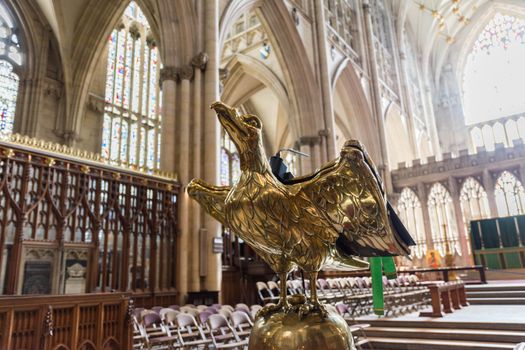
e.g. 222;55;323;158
0;143;179;297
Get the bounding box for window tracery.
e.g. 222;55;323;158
397;188;426;258
220;130;240;186
369;0;398;99
463;13;525;125
460;177;490;221
427;183;461;257
494;171;525;216
460;177;490;253
102;1;162;171
0;3;21;137
324;0;360;62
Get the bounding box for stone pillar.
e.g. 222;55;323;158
482;169;498;217
159;67;178;173
361;0;392;193
417;182;434;252
448;176;469;265
313;0;336;161
177;67;193;301
299;136;322;173
189;53;208;292
202;0;221;293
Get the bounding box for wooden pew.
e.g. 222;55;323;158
419;281;469;317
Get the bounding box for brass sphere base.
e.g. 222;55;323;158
248;308;355;350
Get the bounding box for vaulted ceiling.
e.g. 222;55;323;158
395;0;525;82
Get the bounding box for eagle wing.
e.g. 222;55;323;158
297;140;410;257
187;179;230;226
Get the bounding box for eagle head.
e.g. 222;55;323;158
211;101;263;152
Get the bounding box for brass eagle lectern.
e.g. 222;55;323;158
187;102;413;350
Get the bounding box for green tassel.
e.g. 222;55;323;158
370;256;397;316
382;256;397;280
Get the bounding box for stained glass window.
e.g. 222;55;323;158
0;3;22;137
102;1;162;171
220;130;240;186
463;13;525;124
427;183;461;257
460;178;490;221
494;171;525;217
460;178;490;253
397;188;426;258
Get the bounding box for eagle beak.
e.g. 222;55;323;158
210;101;246;138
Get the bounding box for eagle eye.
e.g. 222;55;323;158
243;115;261;129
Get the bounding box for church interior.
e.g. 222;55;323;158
0;0;524;349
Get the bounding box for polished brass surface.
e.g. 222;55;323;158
248;308;355;350
187;101;407;349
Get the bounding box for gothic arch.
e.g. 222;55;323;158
3;0;64;135
453;1;525;88
331;58;382;161
222;55;295;154
68;0;192;144
222;54;291;116
220;0;323;138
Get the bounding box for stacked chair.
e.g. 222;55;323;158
256;274;430;317
132;303;252;349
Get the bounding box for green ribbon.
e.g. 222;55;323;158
369;256;397;316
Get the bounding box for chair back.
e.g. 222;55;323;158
267;281;280;296
219;308;232;320
220;305;234;313
143;313;162;328
168;304;180;311
335;303;348;316
231;311;253;328
199;311;213;325
160;308;179;323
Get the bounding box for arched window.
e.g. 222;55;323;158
427;183;461;257
0;3;22;137
463;13;525;124
494;171;525;216
102;1;162;171
460;177;490;221
397;188;426;258
460;177;490;253
220;131;240;186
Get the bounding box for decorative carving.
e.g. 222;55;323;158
159;66;179;84
0;133;177;180
43;78;63;99
219;68;229;82
298;135;321;146
44;306;54;336
191;52;209;71
87;94;105;113
179;65;194;80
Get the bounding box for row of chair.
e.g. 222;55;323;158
256;274;430;316
133;303;259;349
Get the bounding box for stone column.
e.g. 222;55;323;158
202;0;221;293
417;182;434;252
448;176;469;265
361;0;392;193
313;0;336;161
482;169;498;217
177;66;193;301
189;53;208;292
159;67;178;173
299;136;322;173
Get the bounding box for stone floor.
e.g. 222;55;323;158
357;304;525;324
